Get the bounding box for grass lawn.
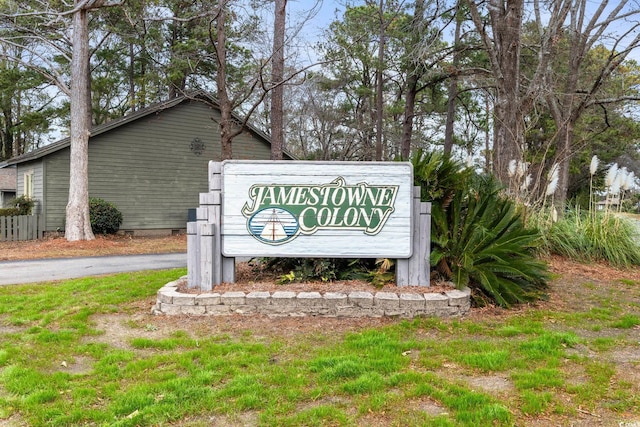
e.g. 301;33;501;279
0;257;639;426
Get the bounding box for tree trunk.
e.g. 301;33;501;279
488;0;525;181
65;4;95;241
374;0;385;161
270;0;286;160
546;73;578;209
216;0;233;160
400;75;417;160
466;0;526;181
484;92;491;171
493;89;523;181
400;0;425;160
443;1;462;155
128;43;136;111
555;121;573;208
1;107;14;160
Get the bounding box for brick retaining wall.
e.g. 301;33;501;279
152;278;471;318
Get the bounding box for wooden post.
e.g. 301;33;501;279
199;222;216;291
208;161;235;284
222;257;235;283
195;206;210;289
187;222;199;288
199;191;222;285
397;187;430;286
209;161;222;192
186;161;233;290
209;162;225;286
407;201;430;286
396;259;409;286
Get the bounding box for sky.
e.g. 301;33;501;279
286;0;346;49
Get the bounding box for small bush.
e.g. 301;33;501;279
254;257;392;287
0;207;20;217
8;195;35;215
89;197;123;235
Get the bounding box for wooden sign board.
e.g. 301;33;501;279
221;160;413;258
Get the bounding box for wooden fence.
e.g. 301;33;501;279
0;215;44;241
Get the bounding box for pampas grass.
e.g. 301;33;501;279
517;161;529;179
622;169;635;191
545;164;559;197
521;174;532;192
590;155;599;176
526;155;640;268
589;155;599;214
529;206;640;267
543;208;640;267
605;163;618;188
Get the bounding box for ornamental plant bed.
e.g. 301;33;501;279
175;261;456;295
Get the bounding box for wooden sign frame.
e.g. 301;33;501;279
221;160;413;258
187;160;430;290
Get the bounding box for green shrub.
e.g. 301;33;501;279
0;207;20;217
413;151;549;308
8;195;35;215
89;197;123;235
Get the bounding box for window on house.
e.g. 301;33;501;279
24;172;33;198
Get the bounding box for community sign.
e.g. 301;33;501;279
221;161;413;258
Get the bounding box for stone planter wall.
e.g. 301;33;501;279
153;278;471;318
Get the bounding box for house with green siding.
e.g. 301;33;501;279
0;94;285;235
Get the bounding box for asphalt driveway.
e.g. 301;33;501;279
0;253;187;286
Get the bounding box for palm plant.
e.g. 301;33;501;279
416;156;549;307
412;149;472;207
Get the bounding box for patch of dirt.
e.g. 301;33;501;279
412;397;449;416
0;322;26;335
0;414;27;427
57;356;93;375
0;234;186;261
173;412;259;427
295;395;355;417
462;375;514;394
84;312;179;350
610;348;640;364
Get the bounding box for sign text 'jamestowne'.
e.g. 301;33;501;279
241;177;398;245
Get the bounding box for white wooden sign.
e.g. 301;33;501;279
221;160;413;258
